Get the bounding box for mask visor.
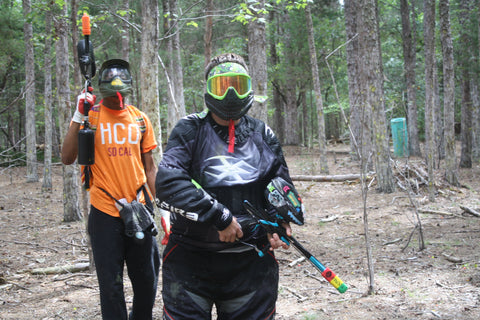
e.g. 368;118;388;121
100;67;131;83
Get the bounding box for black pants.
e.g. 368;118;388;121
162;237;278;320
88;206;161;320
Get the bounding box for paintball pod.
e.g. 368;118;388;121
77;13;96;165
243;177;348;293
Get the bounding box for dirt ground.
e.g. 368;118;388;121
1;144;480;320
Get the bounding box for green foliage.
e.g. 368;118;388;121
0;149;26;167
3;0;478;160
0;2;26;150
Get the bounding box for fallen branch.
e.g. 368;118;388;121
418;209;453;216
441;253;463;264
288;256;306;267
383;238;402;246
281;285;308;302
460;205;480;217
30;262;90;275
291;174;364;182
0;240;59;253
320;215;339;222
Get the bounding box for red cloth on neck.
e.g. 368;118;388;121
228;119;235;153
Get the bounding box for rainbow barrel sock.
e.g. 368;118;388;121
321;267;348;293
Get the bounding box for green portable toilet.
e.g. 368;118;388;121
391;118;408;157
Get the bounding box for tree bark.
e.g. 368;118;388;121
162;0;175;135
439;0;459;186
169;0;186;128
459;0;473;168
283;11;300;145
269;9;285;143
247;0;268;123
55;1;81;222
204;0;213;68
424;0;436;200
23;0;38;183
344;0;361;160
400;0;421;157
305;3;328;173
359;0;394;193
122;0;130;62
42;6;53;193
474;1;480;162
141;0;163;162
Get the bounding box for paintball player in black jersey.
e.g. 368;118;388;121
155;53;304;320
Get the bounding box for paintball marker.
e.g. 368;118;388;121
77;12;96;165
243;200;348;293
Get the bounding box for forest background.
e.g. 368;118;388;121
1;0;480;253
0;0;480;318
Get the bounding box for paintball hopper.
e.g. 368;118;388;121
265;177;304;225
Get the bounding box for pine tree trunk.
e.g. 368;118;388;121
42;7;53;192
434;64;444;162
365;0;394;193
162;0;175;135
56;2;81;222
284;11;299;145
141;0;163;162
400;0;421;157
424;0;436;200
169;0;186;123
344;0;361;159
305;3;328;173
122;0;130;62
204;0;213;68
23;0;38;183
474;1;480;162
269;9;285;143
439;0;459;185
248;0;268;123
459;0;473;168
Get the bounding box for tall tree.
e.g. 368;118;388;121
439;0;459;185
459;0;474;168
400;0;421;157
23;0;38;182
305;3;328;173
122;0;130;61
247;0;268;123
474;0;480;162
204;0;213;67
283;10;300;145
269;7;285;143
71;0;81;88
169;0;186;125
424;0;436;200
344;0;361;159
141;0;163;163
42;5;53;192
161;0;175;134
358;0;394;192
56;1;81;222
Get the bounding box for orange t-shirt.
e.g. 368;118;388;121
88;104;157;217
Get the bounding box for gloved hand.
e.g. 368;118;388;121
72;87;96;123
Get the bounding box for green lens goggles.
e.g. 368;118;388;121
207;72;252;100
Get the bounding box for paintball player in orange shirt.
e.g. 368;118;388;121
61;59;160;320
